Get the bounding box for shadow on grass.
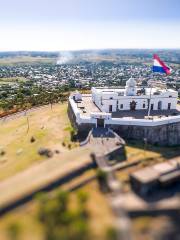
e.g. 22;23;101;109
126;139;180;160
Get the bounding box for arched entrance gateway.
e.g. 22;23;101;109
130;100;137;111
90;113;111;128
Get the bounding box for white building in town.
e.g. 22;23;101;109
92;78;178;113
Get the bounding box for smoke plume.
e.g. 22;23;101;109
56;51;74;64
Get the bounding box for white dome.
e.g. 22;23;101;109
126;77;136;87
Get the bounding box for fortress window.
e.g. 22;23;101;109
110;97;113;100
169;95;172;98
143;103;145;108
168;103;171;110
120;104;123;109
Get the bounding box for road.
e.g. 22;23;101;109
0;105;50;123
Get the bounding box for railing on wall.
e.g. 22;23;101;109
80;129;93;146
79;115;97;125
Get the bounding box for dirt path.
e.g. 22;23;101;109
0;105;49;123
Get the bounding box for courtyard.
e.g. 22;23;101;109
75;95;180;119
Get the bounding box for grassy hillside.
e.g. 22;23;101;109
0;103;78;180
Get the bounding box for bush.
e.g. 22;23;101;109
36;190;90;240
38;147;53;158
30;136;36;143
0;150;6;156
97;169;109;193
106;227;118;240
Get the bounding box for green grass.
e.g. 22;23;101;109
126;140;180;161
63;125;74;132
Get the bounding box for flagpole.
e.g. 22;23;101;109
148;57;154;119
147;81;153;119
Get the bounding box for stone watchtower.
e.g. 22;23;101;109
125;77;137;96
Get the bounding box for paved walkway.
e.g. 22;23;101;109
89;127;125;158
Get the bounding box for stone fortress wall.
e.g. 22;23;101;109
68;78;180;146
107;122;180;146
68;100;94;139
68;95;180;146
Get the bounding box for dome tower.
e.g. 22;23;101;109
125;77;137;96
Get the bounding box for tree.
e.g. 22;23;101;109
97;169;109;193
37;190;90;240
106;227;118;240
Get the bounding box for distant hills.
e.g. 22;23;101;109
0;49;180;65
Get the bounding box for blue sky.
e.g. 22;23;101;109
0;0;180;51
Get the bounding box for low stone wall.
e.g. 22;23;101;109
106;122;180;146
107;147;126;161
67;101;78;129
0;160;95;216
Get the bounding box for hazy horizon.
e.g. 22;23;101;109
0;48;180;53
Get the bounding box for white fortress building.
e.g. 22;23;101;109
68;78;180;146
92;77;177;113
